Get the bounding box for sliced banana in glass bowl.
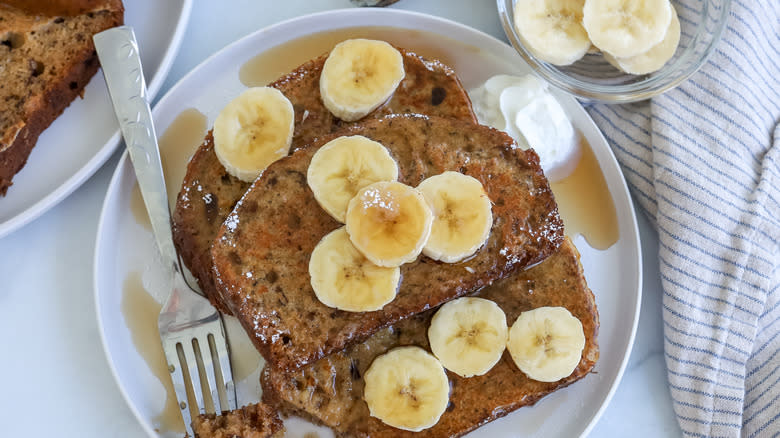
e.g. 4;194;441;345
497;0;730;102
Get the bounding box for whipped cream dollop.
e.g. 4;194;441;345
468;74;579;181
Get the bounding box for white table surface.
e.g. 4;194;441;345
0;1;682;436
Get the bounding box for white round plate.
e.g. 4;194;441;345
95;9;641;438
0;0;192;238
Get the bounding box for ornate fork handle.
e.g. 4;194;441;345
94;26;177;270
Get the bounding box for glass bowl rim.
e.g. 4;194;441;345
496;0;732;103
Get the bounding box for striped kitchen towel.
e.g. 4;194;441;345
586;0;779;436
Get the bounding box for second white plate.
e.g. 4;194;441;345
95;8;641;438
0;0;192;238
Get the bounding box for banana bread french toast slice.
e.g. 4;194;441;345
192;403;284;438
0;0;124;195
172;48;476;314
261;238;599;437
211;114;564;372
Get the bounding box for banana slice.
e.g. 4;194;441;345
507;306;586;382
513;0;591;66
603;5;680;74
345;181;433;268
309;227;400;312
213;87;294;182
364;346;450;432
583;0;672;58
417;172;493;263
320;39;405;122
428;297;508;377
307;135;399;223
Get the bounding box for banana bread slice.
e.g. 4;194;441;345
0;0;124;195
211;114;564;372
192;403;284;438
172;48;476;314
261;238;599;437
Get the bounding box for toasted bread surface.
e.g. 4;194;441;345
172;49;476;314
192;403;284;438
211;114;563;372
0;0;124;195
261;238;598;437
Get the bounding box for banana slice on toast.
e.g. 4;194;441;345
320;39;405;121
417;171;493;263
309;227;400;312
345;181;433;268
307;135;399;223
507;306;586;382
213;87;294;182
363;346;450;432
428;297;508;377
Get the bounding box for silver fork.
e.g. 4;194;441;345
94;26;237;436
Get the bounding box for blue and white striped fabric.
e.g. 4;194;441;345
586;1;779;436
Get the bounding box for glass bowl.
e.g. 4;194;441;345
496;0;730;102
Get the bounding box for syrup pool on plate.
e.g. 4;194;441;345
239;26;479;88
121;272;185;433
129;108;207;229
551;138;619;250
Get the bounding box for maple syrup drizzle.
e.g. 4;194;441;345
130;181;151;231
550;138;619;250
129;108;207;228
158;108;208;209
230;336;262;383
121;272;184;433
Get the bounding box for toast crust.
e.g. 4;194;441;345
192;403;284;438
0;1;124;195
211;114;563;372
172;49;476;314
261;238;598;437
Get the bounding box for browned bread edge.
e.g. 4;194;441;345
0;4;124;195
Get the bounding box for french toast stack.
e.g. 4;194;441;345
172;49;475;314
172;38;599;437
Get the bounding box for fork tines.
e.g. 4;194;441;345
162;319;236;434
